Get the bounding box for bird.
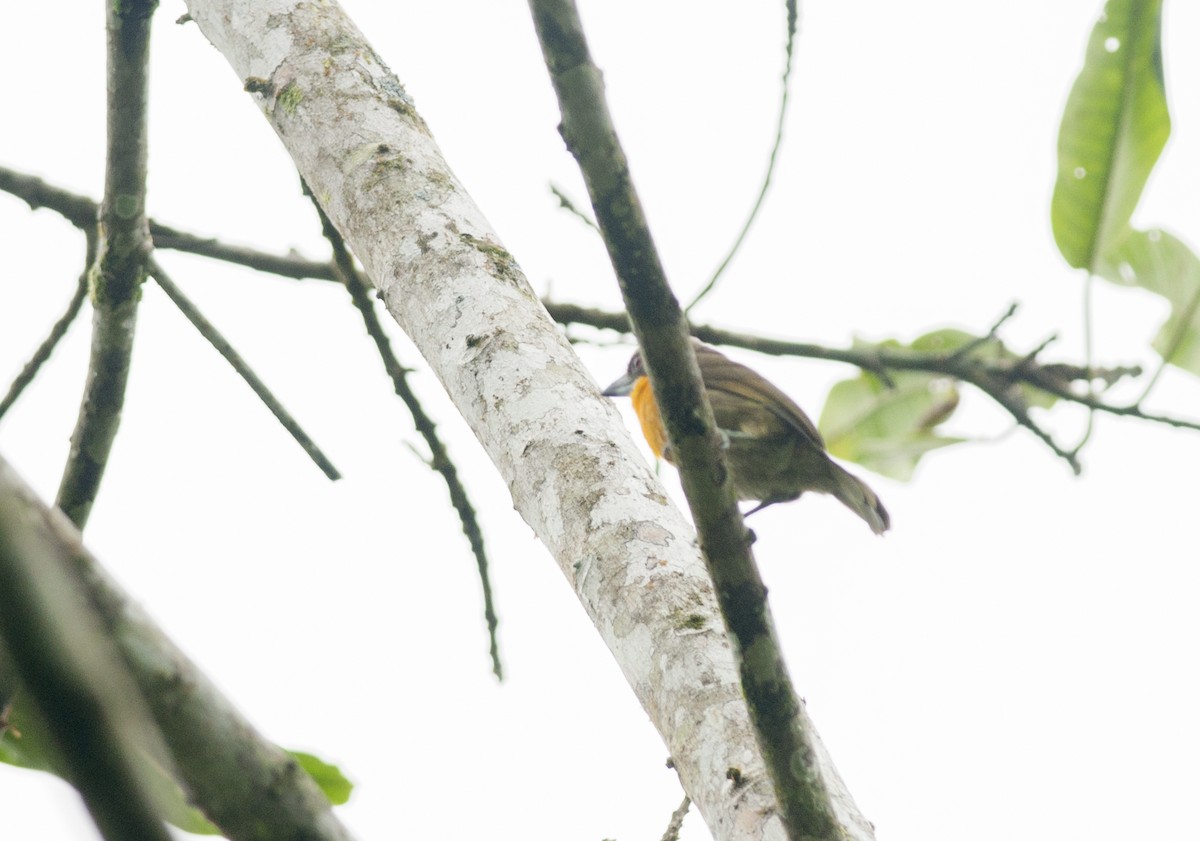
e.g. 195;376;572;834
602;339;890;534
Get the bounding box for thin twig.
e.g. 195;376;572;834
0;233;93;423
1069;272;1099;461
0;165;338;281
6;170;1193;471
685;0;798;314
658;795;691;841
947;302;1019;362
544;300;1200;470
148;257;341;481
549;182;599;232
304;186;503;680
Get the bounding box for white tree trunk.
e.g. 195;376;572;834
182;3;874;839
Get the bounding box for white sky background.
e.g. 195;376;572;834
2;1;1199;839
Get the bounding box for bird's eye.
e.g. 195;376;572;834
628;353;643;376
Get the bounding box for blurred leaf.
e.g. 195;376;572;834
0;694;220;833
819;365;964;482
912;328;1058;410
0;697;56;772
1051;0;1169;271
1098;228;1200;374
1;695;351;831
291;750;353;806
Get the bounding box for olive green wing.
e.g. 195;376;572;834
694;345;826;450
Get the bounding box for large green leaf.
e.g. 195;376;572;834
819;359;964;483
1051;0;1169;271
1098;229;1200;374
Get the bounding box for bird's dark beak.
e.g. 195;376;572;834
602;371;638;397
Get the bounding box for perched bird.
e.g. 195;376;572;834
602;339;890;534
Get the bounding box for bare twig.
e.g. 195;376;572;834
946;302;1019;362
0;233;93;424
685;0;798;314
0;165;337;281
543;300;1200;469
6;169;1193;473
148;257;341;481
150;225;337;281
305;187;503;680
549;182;599;232
56;0;156;530
659;795;691;841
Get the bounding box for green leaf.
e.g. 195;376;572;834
1098;228;1200;374
0;694;220;834
911;328;1058;410
819;367;965;482
291;750;354;806
1051;0;1169;271
1;695;352;832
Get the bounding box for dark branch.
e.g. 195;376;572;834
0;461;174;841
304;187;503;680
528;1;841;838
5;168;1194;471
0;456;359;841
0;234;93;424
148;258;341;481
56;0;156;530
548;182;599;232
686;0;798;314
546;300;1200;469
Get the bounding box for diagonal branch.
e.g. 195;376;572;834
0;461;174;841
0;232;93;424
148;257;342;480
0;455;358;841
528;2;862;839
305;187;502;679
177;2;829;840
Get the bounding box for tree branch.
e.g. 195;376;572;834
0;233;93;424
148;257;342;480
305;186;501;679
56;0;157;529
0;461;174;841
528;2;860;839
6;160;1189;470
686;0;798;314
178;2;822;839
0;455;358;841
545;301;1200;464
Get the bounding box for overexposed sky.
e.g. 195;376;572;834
2;2;1199;840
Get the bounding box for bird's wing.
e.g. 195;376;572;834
695;345;827;450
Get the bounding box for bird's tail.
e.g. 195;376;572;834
830;463;890;535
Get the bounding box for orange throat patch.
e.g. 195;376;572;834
630;376;670;460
